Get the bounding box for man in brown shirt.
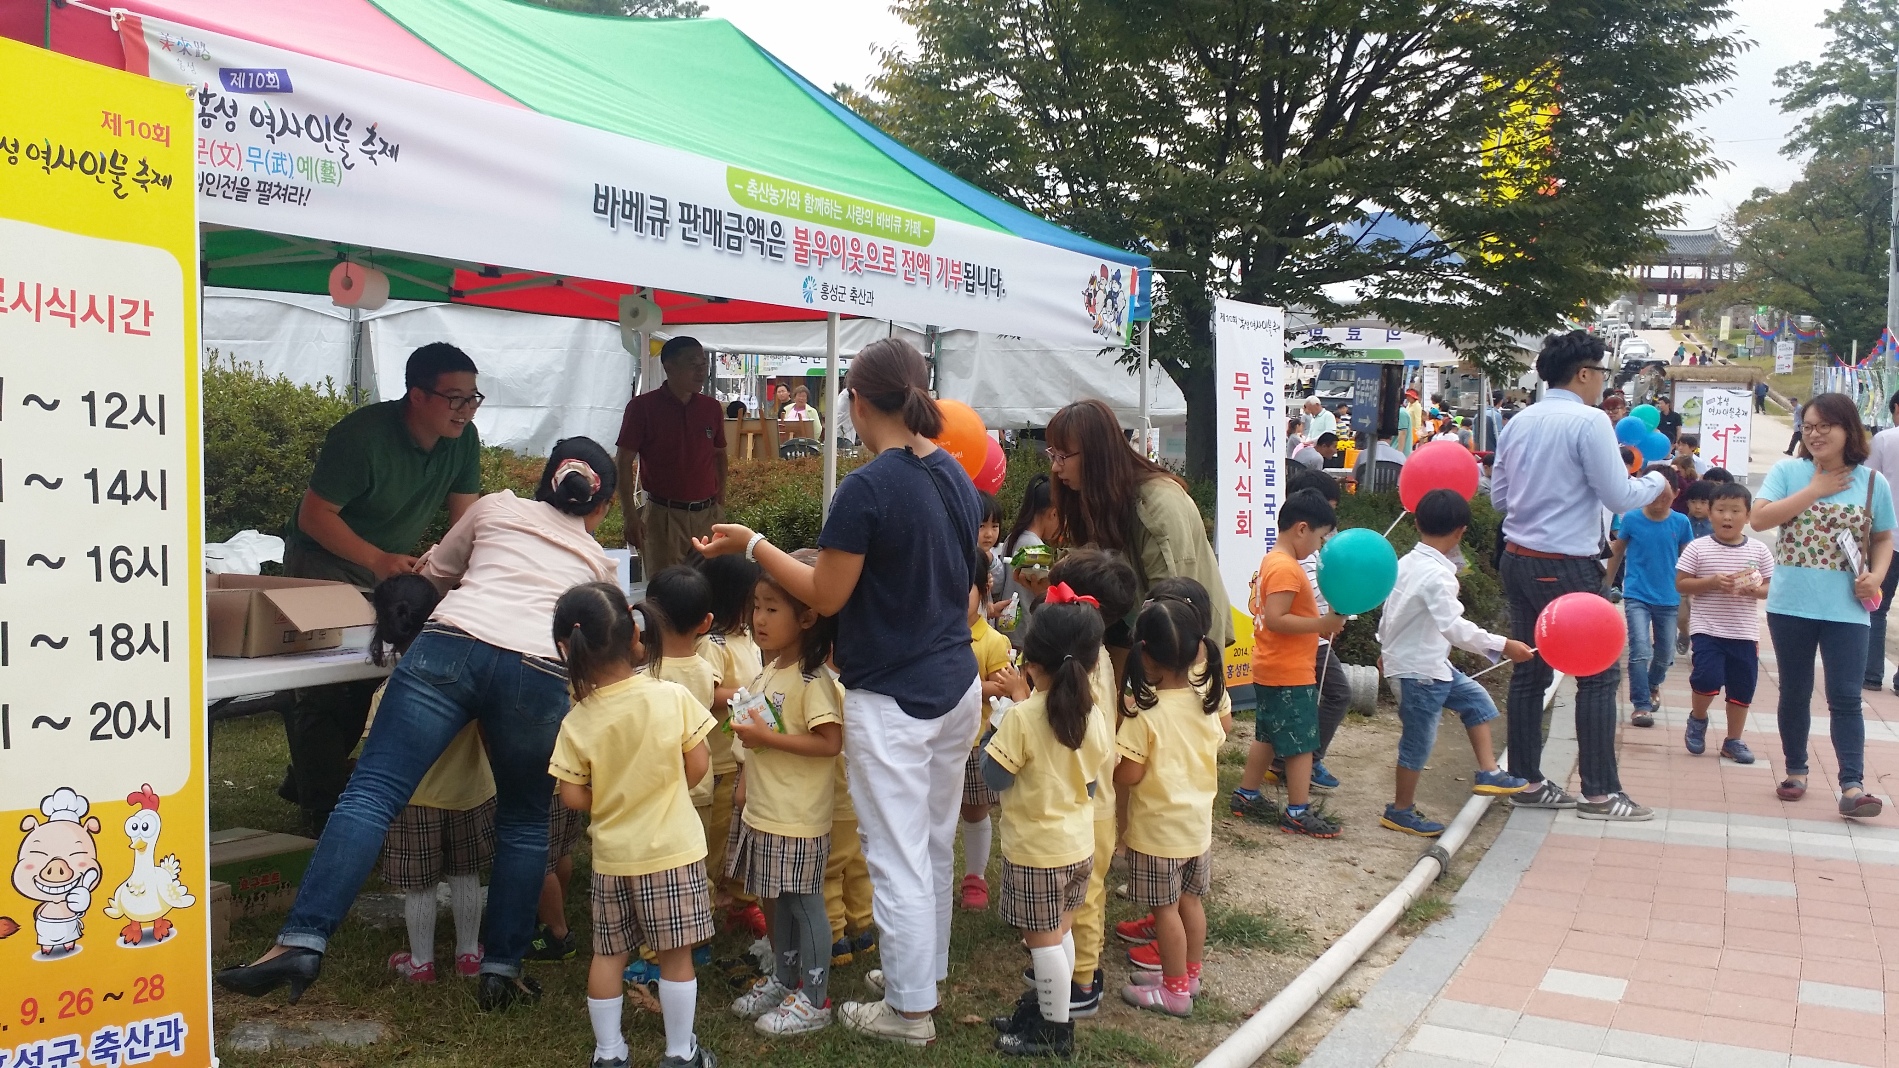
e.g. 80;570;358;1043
616;336;727;572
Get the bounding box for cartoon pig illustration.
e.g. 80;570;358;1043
12;788;103;959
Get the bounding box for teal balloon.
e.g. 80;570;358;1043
1631;403;1662;431
1615;416;1648;446
1316;528;1400;616
1641;430;1672;467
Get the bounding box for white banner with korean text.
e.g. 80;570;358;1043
1699;388;1752;474
1213;298;1286;689
129;16;1141;349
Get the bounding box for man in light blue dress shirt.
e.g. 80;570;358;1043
1492;331;1667;822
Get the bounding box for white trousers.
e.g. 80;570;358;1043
843;679;980;1012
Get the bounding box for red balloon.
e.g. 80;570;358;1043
1535;592;1627;677
932;399;989;479
974;435;1006;494
1398;440;1481;511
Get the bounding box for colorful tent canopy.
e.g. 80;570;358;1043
5;0;1144;339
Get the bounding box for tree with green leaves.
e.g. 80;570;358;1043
519;0;706;18
845;0;1738;477
1723;0;1896;352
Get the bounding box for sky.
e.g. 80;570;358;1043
706;0;1836;233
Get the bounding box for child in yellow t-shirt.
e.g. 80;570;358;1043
694;554;768;937
726;562;844;1036
367;575;495;983
1115;597;1232;1018
981;600;1112;1057
548;583;716;1068
1235;489;1345;838
960;562;1016;910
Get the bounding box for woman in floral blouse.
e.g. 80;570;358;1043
1753;393;1894;818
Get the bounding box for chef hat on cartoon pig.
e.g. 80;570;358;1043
39;788;91;824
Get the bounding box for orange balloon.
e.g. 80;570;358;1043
1625;445;1643;474
933;398;989;478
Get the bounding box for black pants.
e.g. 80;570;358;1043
1315;643;1350;760
281;543;378;817
1502;552;1623;798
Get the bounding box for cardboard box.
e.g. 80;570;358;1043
206;880;231;953
206;574;374;658
209;828;317;918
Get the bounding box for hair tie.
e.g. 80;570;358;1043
551;458;601;495
1062;653;1076;664
1044;582;1099;610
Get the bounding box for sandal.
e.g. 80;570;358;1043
1840;787;1883;819
1776;778;1806;801
1631;711;1655;728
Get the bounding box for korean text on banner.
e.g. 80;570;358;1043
1774;337;1795;375
1699;388;1752;474
1213;299;1287;689
0;38;210;1068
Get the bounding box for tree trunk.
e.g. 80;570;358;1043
1181;361;1218;483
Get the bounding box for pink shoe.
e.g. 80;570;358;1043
959;874;989;910
1129;970;1202;997
1122;981;1192;1017
388;952;436;983
455;946;483;978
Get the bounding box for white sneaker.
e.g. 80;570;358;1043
755;990;831;1036
864;969;885;996
839;999;935;1046
730;978;790;1019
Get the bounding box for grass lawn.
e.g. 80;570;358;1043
207;712;1321;1068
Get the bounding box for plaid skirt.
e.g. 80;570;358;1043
379;799;497;891
1126;849;1211;909
591;864;717;954
724;817;829;898
998;857;1094;933
962;748;998;808
547;793;585;873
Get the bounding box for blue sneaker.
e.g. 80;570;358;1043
1380;805;1445;837
851;928;877;956
1472;769;1531;796
1720;737;1755;764
831;937;854;966
1310;761;1341;791
1685;714;1709;755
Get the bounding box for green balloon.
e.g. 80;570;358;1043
1631;403;1661;431
1316;528;1400;616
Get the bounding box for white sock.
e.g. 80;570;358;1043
658;978;697;1060
1030;944;1069;1023
587;996;627;1062
1061;930;1076;977
403;889;436;967
961;816;992;879
447;874;483;959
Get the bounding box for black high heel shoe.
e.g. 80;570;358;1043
214;947;322;1004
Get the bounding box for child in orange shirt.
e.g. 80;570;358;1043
1232;489;1346;838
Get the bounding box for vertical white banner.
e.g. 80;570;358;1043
1674;383;1707;435
1214;298;1286;688
1774;337;1796;375
1699;388;1752;474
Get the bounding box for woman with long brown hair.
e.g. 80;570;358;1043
1044;399;1231;647
1753;392;1894;818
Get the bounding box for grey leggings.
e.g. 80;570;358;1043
772;892;830;1007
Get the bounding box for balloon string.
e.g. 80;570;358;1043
1468;652;1530;680
1384;512;1409;538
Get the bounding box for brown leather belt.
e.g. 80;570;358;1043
1505;543;1594;561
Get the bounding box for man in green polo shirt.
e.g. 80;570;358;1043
279;342;485;825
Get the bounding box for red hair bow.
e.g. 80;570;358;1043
1044;582;1099;610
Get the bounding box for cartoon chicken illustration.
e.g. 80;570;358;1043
103;784;194;947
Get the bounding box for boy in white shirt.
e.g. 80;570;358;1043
1376;490;1535;836
1674;481;1774;763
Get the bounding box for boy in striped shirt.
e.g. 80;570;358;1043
1675;482;1775;763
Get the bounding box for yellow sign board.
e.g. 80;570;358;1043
1222;606;1254;688
1;38;209;1068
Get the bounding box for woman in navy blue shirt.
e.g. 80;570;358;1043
697;338;979;1046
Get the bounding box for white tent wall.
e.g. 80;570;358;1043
203;289;633;457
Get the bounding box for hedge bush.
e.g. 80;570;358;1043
202;352;354;544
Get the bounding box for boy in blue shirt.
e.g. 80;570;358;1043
1605;465;1693;728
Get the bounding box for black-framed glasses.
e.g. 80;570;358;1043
424;388;485;411
1801;422;1840;436
1578;364;1609;374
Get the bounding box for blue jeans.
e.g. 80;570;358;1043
1865;550;1899;687
1767;613;1867;789
1396;671;1498;771
1624;599;1679;713
279;625;570;976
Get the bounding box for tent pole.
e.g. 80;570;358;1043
347;305;364;404
1140;319;1152;457
822;312;840;519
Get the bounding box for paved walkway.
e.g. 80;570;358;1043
1306;411;1899;1068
